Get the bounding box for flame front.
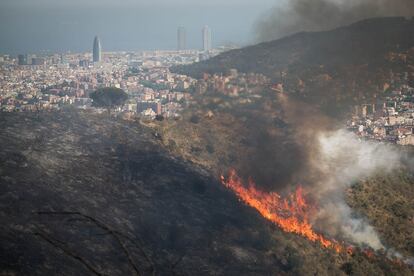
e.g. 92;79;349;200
221;169;343;253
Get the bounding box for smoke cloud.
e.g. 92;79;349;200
274;94;404;250
232;91;409;252
211;87;414;264
255;0;414;42
311;129;402;250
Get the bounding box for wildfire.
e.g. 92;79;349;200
221;169;343;253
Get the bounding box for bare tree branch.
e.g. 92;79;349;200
34;230;105;276
35;211;154;276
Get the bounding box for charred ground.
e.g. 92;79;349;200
0;110;288;275
1;110;412;275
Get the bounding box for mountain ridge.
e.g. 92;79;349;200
173;16;414;116
174;16;414;78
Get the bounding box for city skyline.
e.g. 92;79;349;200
0;0;275;54
16;26;217;58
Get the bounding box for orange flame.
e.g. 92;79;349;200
221;169;343;253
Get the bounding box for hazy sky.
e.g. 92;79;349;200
0;0;278;54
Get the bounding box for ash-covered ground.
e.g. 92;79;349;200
0;111;299;275
0;110;412;275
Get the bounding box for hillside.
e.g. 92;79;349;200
150;88;414;273
1;111;413;275
173;17;414;116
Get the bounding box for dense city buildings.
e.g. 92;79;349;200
0;44;235;118
194;69;270;96
93;36;102;63
177;27;186;51
137;100;162;115
347;74;414;145
18;54;27;65
202;25;212;52
31;57;45;66
0;32;240;119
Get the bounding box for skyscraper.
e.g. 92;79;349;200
93;36;101;63
18;54;28;65
60;53;67;64
177;27;186;51
202;25;212;52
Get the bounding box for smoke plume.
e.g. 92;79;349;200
311;130;402;250
255;0;414;42
275;93;404;250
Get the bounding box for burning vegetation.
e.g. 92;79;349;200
221;169;344;253
221;168;414;269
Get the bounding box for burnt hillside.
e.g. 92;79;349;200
0;112;410;275
1;111;412;275
0;111;281;275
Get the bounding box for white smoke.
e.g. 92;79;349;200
312;129;402;250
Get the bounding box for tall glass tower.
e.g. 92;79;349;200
93;36;101;63
202;26;212;52
177;27;186;51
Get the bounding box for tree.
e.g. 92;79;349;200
190;114;200;124
90;87;128;115
155;114;164;121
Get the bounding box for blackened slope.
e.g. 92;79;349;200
0;112;329;275
0;111;412;275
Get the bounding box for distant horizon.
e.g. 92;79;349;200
1;0;410;56
3;43;236;57
0;35;241;56
3;15;412;57
0;1;274;55
0;29;252;57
